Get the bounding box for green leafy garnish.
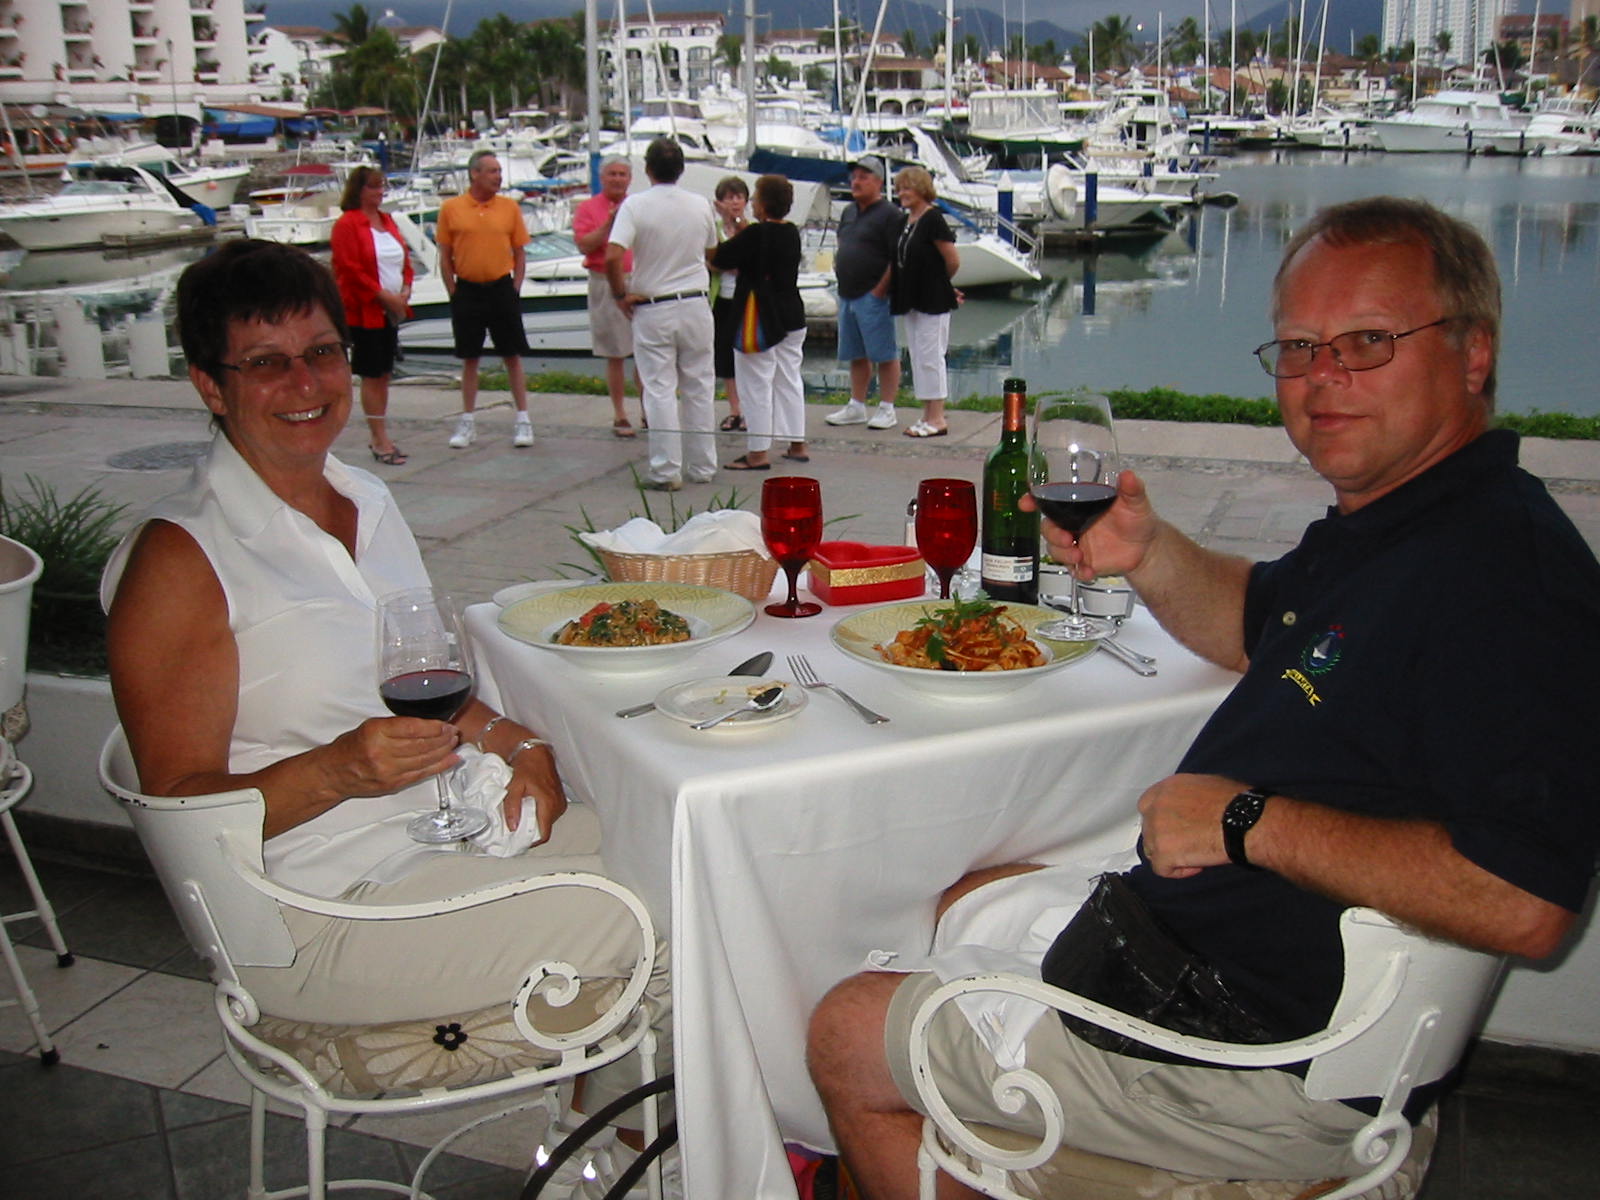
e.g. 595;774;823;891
913;598;1006;668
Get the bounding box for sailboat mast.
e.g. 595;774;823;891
945;0;954;118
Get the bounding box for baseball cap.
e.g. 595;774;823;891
848;155;886;183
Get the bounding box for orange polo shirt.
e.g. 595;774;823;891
435;192;530;283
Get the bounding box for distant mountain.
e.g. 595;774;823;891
258;0;1379;57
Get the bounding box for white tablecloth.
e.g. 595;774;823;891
467;595;1236;1199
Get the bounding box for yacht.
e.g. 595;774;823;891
1370;90;1528;153
0;163;209;251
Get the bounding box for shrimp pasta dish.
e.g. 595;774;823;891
875;598;1047;672
554;599;692;647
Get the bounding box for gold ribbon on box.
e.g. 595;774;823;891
808;557;926;587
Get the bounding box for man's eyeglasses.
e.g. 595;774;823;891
1253;317;1457;379
216;342;351;382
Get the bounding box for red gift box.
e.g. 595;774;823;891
807;541;927;606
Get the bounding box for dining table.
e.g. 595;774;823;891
466;586;1238;1199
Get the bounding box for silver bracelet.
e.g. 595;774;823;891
475;714;509;752
505;736;550;766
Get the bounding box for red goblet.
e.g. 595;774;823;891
915;478;978;599
761;476;823;618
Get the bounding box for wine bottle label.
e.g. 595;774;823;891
981;553;1037;583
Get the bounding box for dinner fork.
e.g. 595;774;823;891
787;654;890;725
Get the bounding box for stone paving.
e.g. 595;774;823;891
5;373;1600;607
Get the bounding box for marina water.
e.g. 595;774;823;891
4;152;1596;417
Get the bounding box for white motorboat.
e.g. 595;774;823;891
949;231;1041;288
1040;163;1187;233
1370;90;1528;154
0;163;208;251
93;142;252;207
245;163;348;246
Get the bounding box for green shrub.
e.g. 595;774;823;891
0;477;128;676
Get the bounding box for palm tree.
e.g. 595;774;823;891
331;5;376;48
901;29;918;58
716;32;742;74
1434;30;1452;62
1168;16;1204;66
525;18;584;112
1089;15;1138;70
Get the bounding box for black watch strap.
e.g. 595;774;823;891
1222;788;1273;869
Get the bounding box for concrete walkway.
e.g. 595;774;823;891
5;373;1600;606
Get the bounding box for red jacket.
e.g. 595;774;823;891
330;209;414;330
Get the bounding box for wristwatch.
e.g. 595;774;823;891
1221;788;1273;869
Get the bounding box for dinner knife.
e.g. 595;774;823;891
614;650;775;718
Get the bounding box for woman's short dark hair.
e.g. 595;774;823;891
177;239;349;382
753;174;793;220
339;165;381;212
715;175;749;201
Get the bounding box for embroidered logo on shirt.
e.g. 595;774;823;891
1281;625;1343;706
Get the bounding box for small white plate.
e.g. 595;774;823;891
653;676;808;730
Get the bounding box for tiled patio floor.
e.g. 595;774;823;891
5;852;1600;1199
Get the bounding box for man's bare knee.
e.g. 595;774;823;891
808;971;904;1102
935;862;1047;922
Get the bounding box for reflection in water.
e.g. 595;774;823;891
920;154;1599;415
0;156;1594;413
0;242;206;378
0;243;207;292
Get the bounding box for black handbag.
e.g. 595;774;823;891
1039;873;1287;1066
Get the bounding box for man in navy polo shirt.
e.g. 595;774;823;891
807;196;1600;1197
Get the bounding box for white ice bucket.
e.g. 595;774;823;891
0;534;44;711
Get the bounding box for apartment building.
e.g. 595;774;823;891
0;0;265;123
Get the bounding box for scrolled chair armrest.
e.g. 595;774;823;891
219;830;659;1055
907;950;1411;1177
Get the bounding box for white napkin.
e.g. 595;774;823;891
922;851;1139;1070
456;746;549;855
578;510;770;558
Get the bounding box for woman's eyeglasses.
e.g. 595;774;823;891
217;342;351;381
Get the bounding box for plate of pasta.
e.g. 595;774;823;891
829;597;1098;698
497;582;755;672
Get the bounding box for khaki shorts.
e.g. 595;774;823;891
589;270;633;360
884;969;1369;1182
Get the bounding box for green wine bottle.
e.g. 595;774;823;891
980;378;1039;603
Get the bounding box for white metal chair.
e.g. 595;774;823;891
1;736;74;1066
909;906;1505;1200
98;725;662;1200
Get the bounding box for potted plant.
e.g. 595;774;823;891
0;476;127;678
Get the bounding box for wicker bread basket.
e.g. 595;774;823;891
598;548;779;603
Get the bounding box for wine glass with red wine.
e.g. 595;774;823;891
915;478;978;600
761;476;824;618
1031;394;1121;641
376;588;492;843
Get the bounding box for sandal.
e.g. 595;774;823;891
612;418;637;439
725;454;771;471
719;413;746;432
782;451;810;463
904;421;948;439
369;445;408;465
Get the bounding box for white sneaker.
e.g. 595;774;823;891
824;399;869;426
448;414;476;448
867;404;899;430
579;1141;682;1200
513;414;535;447
524;1123;614;1196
